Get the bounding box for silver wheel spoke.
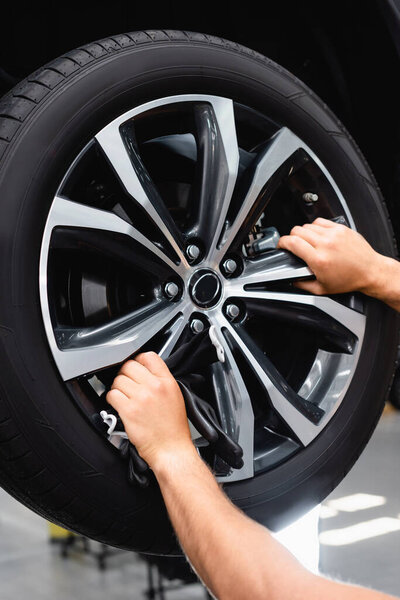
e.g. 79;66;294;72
219;318;321;446
189;99;239;262
225;284;366;339
46;196;186;277
214;127;304;262
95;124;189;270
158;308;192;360
239;249;313;286
53;298;190;381
209;322;254;481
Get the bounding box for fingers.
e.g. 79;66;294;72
312;217;336;228
135;351;172;378
288;225;323;247
302;223;329;236
119;358;155;385
111;373;139;397
109;353;173;407
294;279;326;294
106;388;129;411
278;234;317;266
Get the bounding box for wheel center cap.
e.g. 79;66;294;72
189;269;222;308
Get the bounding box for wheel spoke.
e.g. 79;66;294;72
45;196;186;277
219;319;323;446
209;322;254;481
158;311;191;360
239;249;313;286
52;298;190;381
225;284;366;340
244;298;356;354
214;128;305;263
95;125;189;270
189;99;239;261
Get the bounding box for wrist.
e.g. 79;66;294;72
360;253;397;299
149;441;201;479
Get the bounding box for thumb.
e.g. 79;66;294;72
294;279;326;295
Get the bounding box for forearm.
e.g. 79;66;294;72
153;445;302;599
108;337;397;600
153;446;394;600
363;255;400;312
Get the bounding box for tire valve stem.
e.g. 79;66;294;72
303;192;319;204
209;325;225;363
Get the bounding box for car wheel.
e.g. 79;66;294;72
0;30;397;553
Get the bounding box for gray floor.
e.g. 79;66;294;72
319;406;400;596
0;409;398;599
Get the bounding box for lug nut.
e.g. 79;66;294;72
223;258;237;274
226;304;240;320
186;244;200;261
164;282;179;299
191;319;205;334
302;192;319;204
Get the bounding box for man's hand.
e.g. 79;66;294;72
106;352;193;469
277;217;386;295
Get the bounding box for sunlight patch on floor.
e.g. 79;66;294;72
319;517;400;546
323;493;386;514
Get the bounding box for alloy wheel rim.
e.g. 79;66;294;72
39;94;366;483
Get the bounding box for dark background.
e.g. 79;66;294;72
1;0;400;236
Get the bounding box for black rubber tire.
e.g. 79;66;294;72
389;366;400;409
0;30;398;554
